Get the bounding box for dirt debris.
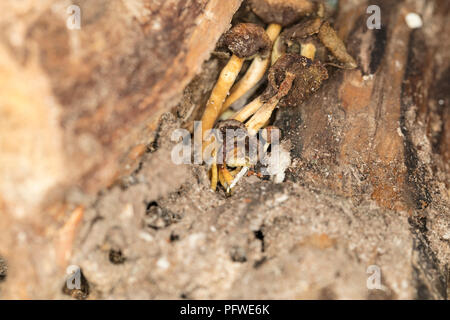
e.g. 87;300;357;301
2;0;448;300
64;108;448;299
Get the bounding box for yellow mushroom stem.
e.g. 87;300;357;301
231;47;317;124
271;35;283;65
210;162;218;191
221;23;282;112
245;72;296;136
232;95;264;122
200;54;244;142
245;98;279;136
301;42;316;60
218;166;227;190
219;165;235;191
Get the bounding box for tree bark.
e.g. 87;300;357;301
0;0;448;299
0;0;242;298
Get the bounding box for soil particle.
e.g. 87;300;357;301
66;111;448;298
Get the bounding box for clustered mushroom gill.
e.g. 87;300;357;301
198;0;357;193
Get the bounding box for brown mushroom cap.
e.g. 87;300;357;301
262;53;328;107
281;17;323;41
223;23;272;59
249;0;315;26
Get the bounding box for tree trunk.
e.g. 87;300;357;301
0;0;448;299
0;0;242;298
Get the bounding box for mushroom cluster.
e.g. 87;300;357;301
199;0;356;193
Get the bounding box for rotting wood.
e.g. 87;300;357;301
0;0;242;299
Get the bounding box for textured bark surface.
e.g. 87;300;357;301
0;0;242;214
0;0;242;298
0;0;449;299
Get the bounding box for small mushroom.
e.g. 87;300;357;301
232;94;265;122
221;0;316;112
212;119;250;192
245;71;296;136
232;51;328;125
221;24;281;112
245;53;328;135
209;54;328;192
279;9;357;69
231;6;329;124
223;23;272;59
200;23;271;142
